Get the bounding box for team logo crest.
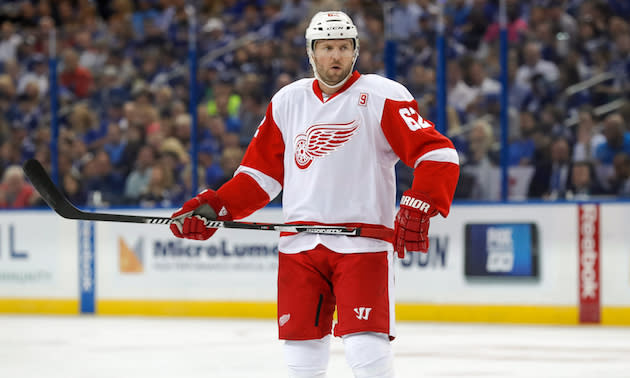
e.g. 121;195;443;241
294;121;359;169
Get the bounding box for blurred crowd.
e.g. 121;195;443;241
0;0;629;210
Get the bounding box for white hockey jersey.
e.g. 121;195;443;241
233;72;459;254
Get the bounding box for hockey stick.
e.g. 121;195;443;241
23;159;391;238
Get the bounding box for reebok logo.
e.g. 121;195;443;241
354;307;372;320
580;205;598;299
218;207;228;217
400;195;431;213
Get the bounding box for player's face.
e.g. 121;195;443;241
312;39;354;87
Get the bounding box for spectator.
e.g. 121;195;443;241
460;119;500;200
507;50;532;111
207;80;242;133
119;124;145;176
124;145;155;202
172;163;207;206
544;0;579;40
522;72;556;115
273;72;293;93
145;122;166;156
67;103;105;150
261;1;288;40
609;152;630;196
212;145;244;190
0;21;22;63
17;54;48;96
0;165;39;208
447;59;476;114
594;113;630;165
610;32;630;98
281;0;309;25
138;163;174;208
481;0;527;45
509;111;537;166
153;85;174;117
566;160;605;200
204;115;228;148
238;91;265;146
62;171;87;207
103;123;127;168
200;17;233;57
528;137;572;200
60;49;93;99
82;150;125;206
90;66;128;117
453;0;491;51
75;31;107;73
390;0;423;40
173;113;192;147
159;136;189;168
572;105;605;162
540;104;569;139
531;21;561;63
12;82;43;132
515;41;560;90
0;140;21;176
1;59;19;85
131;0;161;42
465;59;501;100
575;15;607;68
198;141;224;189
221;131;241;149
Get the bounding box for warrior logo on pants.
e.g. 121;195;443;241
354;307;372;320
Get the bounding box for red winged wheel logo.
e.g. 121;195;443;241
294;120;359;169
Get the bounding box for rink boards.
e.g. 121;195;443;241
0;203;629;325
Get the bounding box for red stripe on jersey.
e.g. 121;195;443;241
240;102;285;185
411;161;459;217
217;172;270;219
380;98;459;217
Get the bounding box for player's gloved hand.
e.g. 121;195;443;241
394;190;438;258
170;189;232;240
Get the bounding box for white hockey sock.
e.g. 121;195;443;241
283;335;331;378
342;332;395;378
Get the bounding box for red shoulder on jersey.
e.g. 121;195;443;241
380;99;459;217
216;103;285;219
240;102;285;184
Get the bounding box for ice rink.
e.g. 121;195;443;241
1;315;629;377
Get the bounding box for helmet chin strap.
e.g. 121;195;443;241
309;53;358;90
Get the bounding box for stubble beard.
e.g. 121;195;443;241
317;63;352;87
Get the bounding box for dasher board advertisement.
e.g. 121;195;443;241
465;223;539;278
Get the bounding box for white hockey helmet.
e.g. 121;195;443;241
305;11;360;88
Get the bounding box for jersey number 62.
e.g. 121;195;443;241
399;107;432;131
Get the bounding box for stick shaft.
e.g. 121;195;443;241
22;159;390;238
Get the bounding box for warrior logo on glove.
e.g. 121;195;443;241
393;190;438;258
170;190;232;241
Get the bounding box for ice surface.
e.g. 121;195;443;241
0;315;629;377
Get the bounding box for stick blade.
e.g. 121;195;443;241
22;159;172;224
22;159;79;218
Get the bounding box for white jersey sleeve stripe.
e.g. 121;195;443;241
235;166;283;201
413;147;460;169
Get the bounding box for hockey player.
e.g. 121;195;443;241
170;11;459;378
